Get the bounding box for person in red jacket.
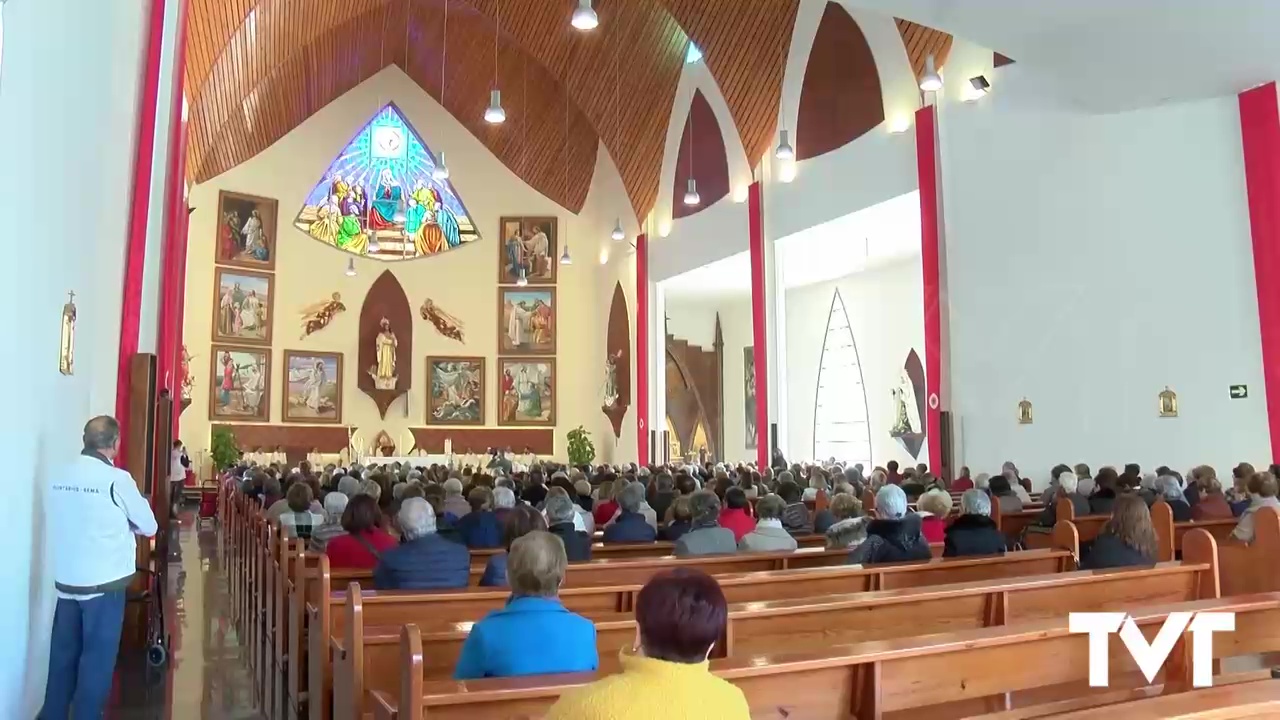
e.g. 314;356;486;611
950;466;974;491
916;489;952;544
717;487;755;543
324;495;398;570
592;476;620;527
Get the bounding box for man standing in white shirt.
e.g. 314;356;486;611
39;416;158;720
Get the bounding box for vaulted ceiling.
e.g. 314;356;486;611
185;1;954;219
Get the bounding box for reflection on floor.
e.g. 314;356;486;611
111;509;262;720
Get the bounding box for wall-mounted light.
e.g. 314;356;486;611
778;161;797;184
919;54;943;92
659;220;672;238
599;247;610;265
732;185;748;203
888;115;912;134
964;75;991;102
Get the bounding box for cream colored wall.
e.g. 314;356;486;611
182;67;637;464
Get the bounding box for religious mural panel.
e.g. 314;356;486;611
498;358;556;427
744;346;757;449
282;350;343;424
209;345;271;422
215;190;278;270
498;216;557;284
425;357;485;426
498;288;556;355
292;103;481;261
212;268;274;346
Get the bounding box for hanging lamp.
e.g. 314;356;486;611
560;71;573;265
516;267;528;286
485;1;506;124
683;105;700;206
919;54;943;92
433;1;452;179
775;129;794;161
570;0;598;31
345;257;357;277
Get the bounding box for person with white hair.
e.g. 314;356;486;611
442;477;470;520
1159;475;1194;521
973;473;991;491
372;498;470;590
847;485;930;565
943;489;1006;558
1003;464;1032;503
308;491;350;552
336;474;361;498
493;486;517;522
544;493;592;561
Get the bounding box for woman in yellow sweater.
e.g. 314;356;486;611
545;569;750;719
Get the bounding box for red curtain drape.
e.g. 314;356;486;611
915;105;943;474
114;0;168;466
1240;82;1280;460
748;181;769;470
636;233;650;463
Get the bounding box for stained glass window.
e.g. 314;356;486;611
813;289;873;469
292;103;481;261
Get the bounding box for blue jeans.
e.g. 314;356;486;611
38;590;126;720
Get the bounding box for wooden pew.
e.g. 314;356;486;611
1002;678;1280;719
1019;498;1111;551
375;583;1280;720
1150;500;1240;562
306;547;1074;720
337;545;1215;719
1218;506;1280;597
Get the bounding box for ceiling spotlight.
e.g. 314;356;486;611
611;218;626;242
560;244;573;265
966;75;991;101
775;129;794;161
516;267;528;286
919;54;943;92
570;0;598;31
484;89;506;124
683;178;701;206
345;257;357;277
432;151;450;180
367;236;381;253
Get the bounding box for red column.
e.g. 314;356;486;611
114;0;168;465
1240;82;1280;460
748;181;769;470
636;233;650;463
915;105;943;474
157;0;191;429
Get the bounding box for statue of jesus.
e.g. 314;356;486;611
371;318;398;389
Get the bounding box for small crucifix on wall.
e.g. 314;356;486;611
59;291;77;376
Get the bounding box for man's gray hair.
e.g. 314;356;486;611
875;485;908;519
960;489;992;516
337;475;361;498
359;478;382;501
493;486;517;509
1059;471;1079;495
755;494;785;520
398;498;437;540
443;477;464;496
778;470;794;485
83;416;121;452
323;492;349;520
544;493;577;524
618;481;646;512
1159;475;1185;501
688;490;721;524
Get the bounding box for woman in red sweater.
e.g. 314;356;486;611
592;479;619;527
325;495;398;570
916;489;952;544
717;487;756;542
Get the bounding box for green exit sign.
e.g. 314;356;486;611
1230;385;1248;399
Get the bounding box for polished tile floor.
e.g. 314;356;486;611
111;510;262;720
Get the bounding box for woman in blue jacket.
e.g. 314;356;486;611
455;530;598;679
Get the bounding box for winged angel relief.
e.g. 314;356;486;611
421;298;465;343
300;292;347;339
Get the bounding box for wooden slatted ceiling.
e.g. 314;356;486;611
896;18;953;80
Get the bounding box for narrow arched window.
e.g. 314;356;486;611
813;289;873;469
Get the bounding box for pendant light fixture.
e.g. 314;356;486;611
919;53;943;92
570;0;598;31
484;1;506;124
609;36;625;242
611;219;625;242
683;105;700;206
516;267;528;286
775;129;794;161
368;235;381;253
432;0;451;180
560;243;572;265
345;257;357;277
560;73;573;265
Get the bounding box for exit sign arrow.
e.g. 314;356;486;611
1230;385;1248;399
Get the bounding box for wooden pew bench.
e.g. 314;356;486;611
373;588;1280;720
999;678;1280;719
1150;500;1240;562
338;547;1216;719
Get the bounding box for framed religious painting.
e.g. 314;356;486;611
215;190;278;270
211;267;274;346
209;345;271;422
497;216;558;285
425;356;485;426
282;350;343;424
498;357;556;426
498;287;556;355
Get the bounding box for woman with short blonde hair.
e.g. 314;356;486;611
916;489;951;543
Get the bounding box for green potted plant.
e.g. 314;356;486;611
566;425;597;467
209;426;242;472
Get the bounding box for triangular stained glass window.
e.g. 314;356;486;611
293;103;481;261
813;289;873;469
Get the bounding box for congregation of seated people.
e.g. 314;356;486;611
231;453;1280;598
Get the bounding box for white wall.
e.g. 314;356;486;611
0;0;149;713
786;258;926;468
184;68;637;465
942;91;1268;481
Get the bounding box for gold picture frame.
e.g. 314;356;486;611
1159;387;1178;418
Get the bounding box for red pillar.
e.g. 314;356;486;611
114;0;168;464
636;233;650;463
157;0;191;432
1240;82;1280;459
915;105;943;474
748;181;769;470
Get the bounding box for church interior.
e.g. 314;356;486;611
9;0;1280;717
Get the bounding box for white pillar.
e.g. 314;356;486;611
0;0;151;713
